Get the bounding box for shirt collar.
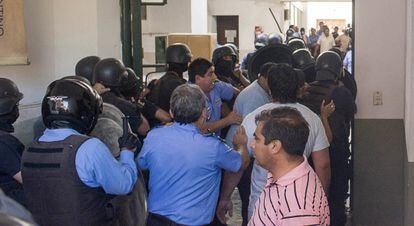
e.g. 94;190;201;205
38;128;81;142
172;122;200;133
266;156;311;187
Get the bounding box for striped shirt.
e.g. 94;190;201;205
248;157;330;226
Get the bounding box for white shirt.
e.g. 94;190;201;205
317;35;335;53
243;102;330;219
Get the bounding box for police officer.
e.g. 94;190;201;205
21;78;139;226
212;46;250;90
93;58;150;136
292;48;316;83
147;43;192;112
287;38;307;52
268;33;283;45
300;51;356;226
0;78;25;206
122;67;171;126
75;55;101;84
241;33;268;71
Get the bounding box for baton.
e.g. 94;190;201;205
122;116;129;138
269;8;283;34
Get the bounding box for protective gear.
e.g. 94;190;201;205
287;38;306;52
22;135;113;226
248;44;293;81
315;51;343;81
166;43;192;64
255;33;268;49
286;28;295;42
121;67;143;98
268;33;283;45
61;75;91;85
292;49;316;82
224;43;239;62
292;49;315;69
215;59;235;76
212;46;237;65
118;131;139;150
75;56;101;83
42;79;103;134
92;58;128;88
0;78;23;116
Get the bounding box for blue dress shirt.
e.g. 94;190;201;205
138;123;241;225
39;128;137;195
205;81;234;123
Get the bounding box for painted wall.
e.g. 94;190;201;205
207;0;285;56
354;0;406;120
306;2;352;30
191;0;208;33
0;0;121;121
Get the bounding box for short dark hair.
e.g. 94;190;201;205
255;107;309;156
188;58;213;83
267;64;299;103
259;62;277;78
170;84;206;124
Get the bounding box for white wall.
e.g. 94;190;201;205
207;0;285;56
306;2;352;30
405;0;414;162
0;0;122;121
191;0;208;33
355;0;406;120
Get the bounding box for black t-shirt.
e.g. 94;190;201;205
147;72;186;112
0;130;25;205
101;92;143;133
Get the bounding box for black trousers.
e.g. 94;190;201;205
146;212;210;226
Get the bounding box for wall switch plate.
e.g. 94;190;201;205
373;91;383;105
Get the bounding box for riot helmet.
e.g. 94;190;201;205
315;51;343;81
61;75;91;86
224;43;239;62
42;79;103;134
268;33;283;45
166;43;192;64
255;33;269;49
0;78;23;125
75;56;101;83
121;67;143;98
92;58;128;88
292;49;315;69
288;38;306;52
286;28;295;42
212;46;237;65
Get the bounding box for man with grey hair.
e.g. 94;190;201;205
138;84;250;226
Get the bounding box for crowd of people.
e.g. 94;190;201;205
0;24;356;226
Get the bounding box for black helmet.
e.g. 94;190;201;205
224;43;239;61
166;43;192;64
315;51;343;81
212;46;237;65
0;78;23;115
92;58;128;88
75;56;101;83
268;33;283;45
292;49;315;69
288;38;306;52
121;67;143;98
42;79;103;134
61;75;92;85
248;44;293;81
255;33;269;49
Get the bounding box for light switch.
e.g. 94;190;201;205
373;91;383;105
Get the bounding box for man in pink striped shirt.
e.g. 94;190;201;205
248;107;330;226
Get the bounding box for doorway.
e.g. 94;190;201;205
216;16;239;47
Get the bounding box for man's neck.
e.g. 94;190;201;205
269;155;304;182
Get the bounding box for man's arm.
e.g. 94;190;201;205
311;148;331;194
200;110;242;134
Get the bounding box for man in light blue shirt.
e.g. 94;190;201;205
188;58;242;135
21;78;138;226
343;49;353;73
222;62;274;225
138;84;250;226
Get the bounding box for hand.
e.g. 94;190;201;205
225;110;243;125
216;198;233;224
118;132;139;152
93;82;110;95
139;87;151;100
320;100;335;119
233;126;247;148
